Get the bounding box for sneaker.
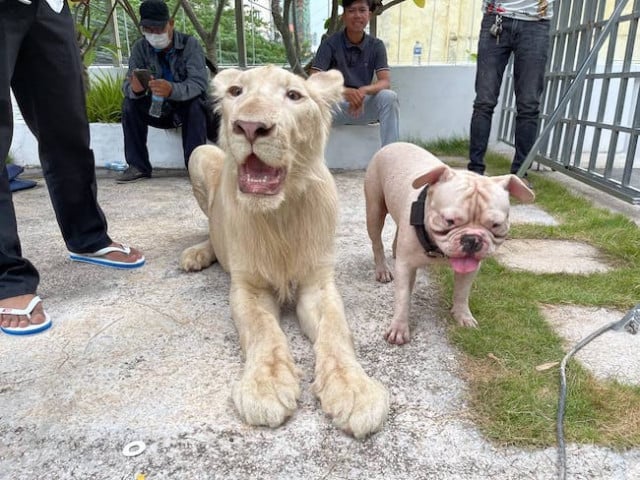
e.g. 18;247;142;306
116;166;151;184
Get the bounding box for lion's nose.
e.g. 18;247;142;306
461;234;483;253
233;120;273;143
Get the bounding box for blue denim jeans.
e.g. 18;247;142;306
332;89;400;146
468;14;550;175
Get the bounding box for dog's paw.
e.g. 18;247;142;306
451;306;478;328
385;320;410;345
232;350;301;428
180;241;216;272
314;361;389;439
375;262;393;283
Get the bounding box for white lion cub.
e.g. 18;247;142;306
180;66;389;438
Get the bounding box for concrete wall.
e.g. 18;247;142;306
9;65;479;170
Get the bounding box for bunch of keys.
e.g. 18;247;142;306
490;14;503;44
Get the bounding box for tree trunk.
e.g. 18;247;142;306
271;0;305;75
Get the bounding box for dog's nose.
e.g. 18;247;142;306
461;234;483;253
233;120;273;143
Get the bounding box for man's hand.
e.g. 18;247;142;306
344;87;366;117
149;79;173;99
129;74;146;94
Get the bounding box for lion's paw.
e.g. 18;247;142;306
314;362;389;439
180;241;216;272
232;355;301;428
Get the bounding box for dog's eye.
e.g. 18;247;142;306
445;218;455;227
492;222;501;229
286;90;302;101
228;86;243;97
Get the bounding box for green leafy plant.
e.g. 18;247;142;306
86;73;125;123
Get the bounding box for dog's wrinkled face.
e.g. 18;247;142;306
212;66;343;212
413;167;535;274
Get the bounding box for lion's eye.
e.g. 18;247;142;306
228;86;243;97
286;90;302;100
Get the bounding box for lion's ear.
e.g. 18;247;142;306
306;70;344;105
212;68;243;97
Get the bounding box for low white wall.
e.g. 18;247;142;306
9;65;479;170
10;123;186;170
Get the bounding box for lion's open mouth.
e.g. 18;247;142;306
238;153;286;195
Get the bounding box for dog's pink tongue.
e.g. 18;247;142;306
449;257;480;274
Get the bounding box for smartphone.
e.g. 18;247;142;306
133;68;152;90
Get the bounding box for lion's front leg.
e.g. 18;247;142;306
297;272;389;438
180;145;224;272
231;278;301;428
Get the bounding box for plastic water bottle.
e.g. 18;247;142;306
105;162;127;171
413;41;423;65
149;95;164;118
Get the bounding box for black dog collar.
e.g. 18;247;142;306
410;185;445;258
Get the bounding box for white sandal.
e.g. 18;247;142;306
69;244;145;269
0;295;52;336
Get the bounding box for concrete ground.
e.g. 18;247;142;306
1;166;639;480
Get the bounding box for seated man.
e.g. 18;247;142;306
117;0;212;183
311;0;399;147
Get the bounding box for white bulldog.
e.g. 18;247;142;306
364;142;535;344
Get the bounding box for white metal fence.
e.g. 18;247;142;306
498;0;640;204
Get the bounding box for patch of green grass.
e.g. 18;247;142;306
409;135;470;157
418;138;640;448
86;73;124;123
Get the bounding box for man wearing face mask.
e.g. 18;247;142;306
117;0;211;183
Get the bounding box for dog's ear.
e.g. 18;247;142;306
306;70;344;106
212;68;244;98
412;165;452;189
491;175;536;203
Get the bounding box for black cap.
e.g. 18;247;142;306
139;0;170;28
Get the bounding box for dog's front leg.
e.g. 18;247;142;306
297;270;389;439
451;270;480;327
230;277;301;428
385;259;417;345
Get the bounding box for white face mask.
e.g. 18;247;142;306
144;32;171;50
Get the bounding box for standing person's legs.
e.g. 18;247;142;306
0;1;47;330
1;2;41;299
510;20;550;174
11;2;112;254
368;90;399;146
468;14;513;175
174;97;208;167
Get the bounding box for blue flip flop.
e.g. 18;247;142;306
0;295;52;336
69;244;146;269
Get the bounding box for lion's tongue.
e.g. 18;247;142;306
449;257;480;274
239;154;282;195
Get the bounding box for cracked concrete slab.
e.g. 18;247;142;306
1;170;638;479
542;305;640;387
510;204;559;226
494;239;614;274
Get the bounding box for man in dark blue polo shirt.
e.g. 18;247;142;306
311;0;399;146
